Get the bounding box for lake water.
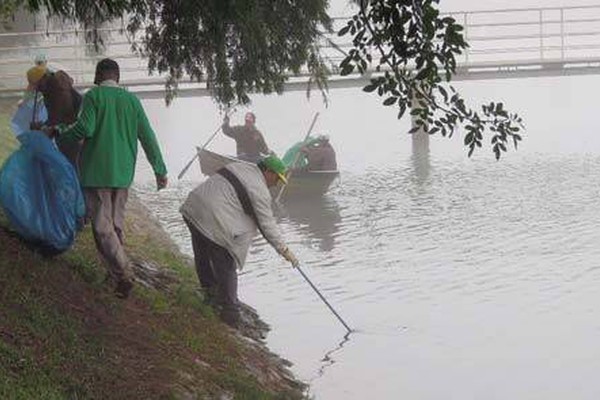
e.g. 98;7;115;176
135;75;600;399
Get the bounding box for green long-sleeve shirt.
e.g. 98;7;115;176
60;84;167;188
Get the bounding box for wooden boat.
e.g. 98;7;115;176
196;147;339;196
277;168;339;197
196;147;241;176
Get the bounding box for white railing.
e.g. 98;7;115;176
2;4;600;95
325;5;600;71
454;5;600;60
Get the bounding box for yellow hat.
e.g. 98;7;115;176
26;65;47;85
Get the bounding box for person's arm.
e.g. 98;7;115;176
136;98;168;187
59;92;96;142
251;184;286;250
250;176;299;267
221;116;237;139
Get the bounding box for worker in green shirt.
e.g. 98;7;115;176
59;58;168;299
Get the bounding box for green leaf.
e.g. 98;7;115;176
360;59;368;72
464;132;473;145
339;25;351;36
398;102;407;119
415;69;429;80
383;97;397;106
340;65;355;76
363;83;379;93
438;85;448;102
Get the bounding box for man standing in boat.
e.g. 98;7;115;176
222;112;270;162
180;155;299;329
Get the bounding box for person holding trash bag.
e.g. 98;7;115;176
37;68;83;170
180;155;299;328
57;58;168;299
10;65;48;139
0;67;85;255
19;55;83;169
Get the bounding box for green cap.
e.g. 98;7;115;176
259;155;288;184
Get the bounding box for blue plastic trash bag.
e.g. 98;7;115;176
10;95;48;138
0;131;85;253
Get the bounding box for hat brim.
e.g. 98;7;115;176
277;173;288;185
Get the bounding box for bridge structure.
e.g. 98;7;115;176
2;4;600;99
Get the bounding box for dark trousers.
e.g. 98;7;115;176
184;218;239;326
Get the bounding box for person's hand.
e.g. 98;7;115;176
40;125;58;138
281;246;299;268
156;175;168;191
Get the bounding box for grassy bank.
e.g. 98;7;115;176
0;101;18;162
0;100;306;399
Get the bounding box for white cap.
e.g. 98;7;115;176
34;53;48;65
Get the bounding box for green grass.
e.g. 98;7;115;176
0;102;307;399
0;220;306;399
0;254;101;399
0;100;18;165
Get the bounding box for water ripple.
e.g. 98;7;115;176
134;153;600;400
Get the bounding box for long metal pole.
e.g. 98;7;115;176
296;264;352;334
177;108;237;180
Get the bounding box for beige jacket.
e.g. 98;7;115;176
180;162;286;269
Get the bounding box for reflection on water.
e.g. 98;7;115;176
314;331;352;381
410;140;431;185
276;195;342;252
